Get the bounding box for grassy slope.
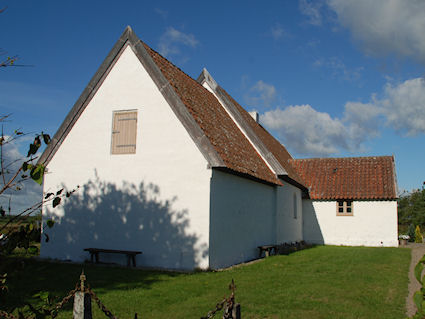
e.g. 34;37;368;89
1;246;411;319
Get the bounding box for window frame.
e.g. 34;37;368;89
110;110;138;155
336;200;353;216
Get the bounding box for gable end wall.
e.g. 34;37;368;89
41;45;212;270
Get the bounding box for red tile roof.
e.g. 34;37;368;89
218;88;305;186
143;44;281;186
290;156;397;200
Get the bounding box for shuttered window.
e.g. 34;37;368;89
111;110;137;154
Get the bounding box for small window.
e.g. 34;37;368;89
337;200;353;216
293;193;297;219
111;110;137;154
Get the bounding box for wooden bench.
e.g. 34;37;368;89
257;245;277;258
84;248;142;267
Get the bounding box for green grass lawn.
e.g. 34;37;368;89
0;246;411;319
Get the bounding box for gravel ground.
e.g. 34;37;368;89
406;243;425;317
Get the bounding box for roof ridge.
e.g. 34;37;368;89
140;40;208;92
292;155;393;161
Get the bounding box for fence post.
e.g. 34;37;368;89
232;303;241;319
73;271;92;319
73;291;92;319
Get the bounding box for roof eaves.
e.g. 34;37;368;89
279;175;310;198
391;155;399;199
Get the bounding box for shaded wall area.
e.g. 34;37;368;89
276;182;303;243
302;200;324;244
41;178;207;270
209;170;276;269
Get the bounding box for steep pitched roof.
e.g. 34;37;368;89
143;44;280;185
290;156;398;200
39;26;281;186
219;87;305;186
196;69;307;192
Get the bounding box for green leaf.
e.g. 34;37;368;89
414;291;423;311
34;136;41;147
46;219;54;228
44;192;54;200
30;164;45;185
28;246;38;254
22;161;28;171
56;188;63;196
42;133;51;144
27;143;39;157
415;261;424;284
52;197;61;208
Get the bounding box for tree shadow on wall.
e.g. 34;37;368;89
43;176;207;270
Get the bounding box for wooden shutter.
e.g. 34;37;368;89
111;111;137;154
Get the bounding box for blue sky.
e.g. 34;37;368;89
1;0;425;211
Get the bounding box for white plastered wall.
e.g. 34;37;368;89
41;45;211;270
209;169;276;269
276;182;303;243
303;200;398;247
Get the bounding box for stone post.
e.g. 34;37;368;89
73;271;92;319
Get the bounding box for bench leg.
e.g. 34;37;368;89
126;255;131;267
94;252;99;263
132;255;136;267
90;253;94;263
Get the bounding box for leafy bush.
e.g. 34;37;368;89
408;224;416;242
415;225;423;243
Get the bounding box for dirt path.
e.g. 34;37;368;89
406;243;425;317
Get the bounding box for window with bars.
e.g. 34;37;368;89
111;110;138;154
337;200;353;216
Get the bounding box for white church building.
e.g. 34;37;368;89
39;27;398;270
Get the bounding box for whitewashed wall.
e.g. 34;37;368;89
276;182;303;243
41;45;212;270
209;169;276;269
303;200;398;247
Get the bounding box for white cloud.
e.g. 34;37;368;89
313;57;363;82
299;0;324;26
327;0;425;63
342;101;381;146
158;27;199;58
260;76;425;156
262;105;349;156
154;8;168;20
270;24;288;40
244;80;277;108
380;77;425;135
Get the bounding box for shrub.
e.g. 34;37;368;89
415;225;423;243
408;224;416;242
